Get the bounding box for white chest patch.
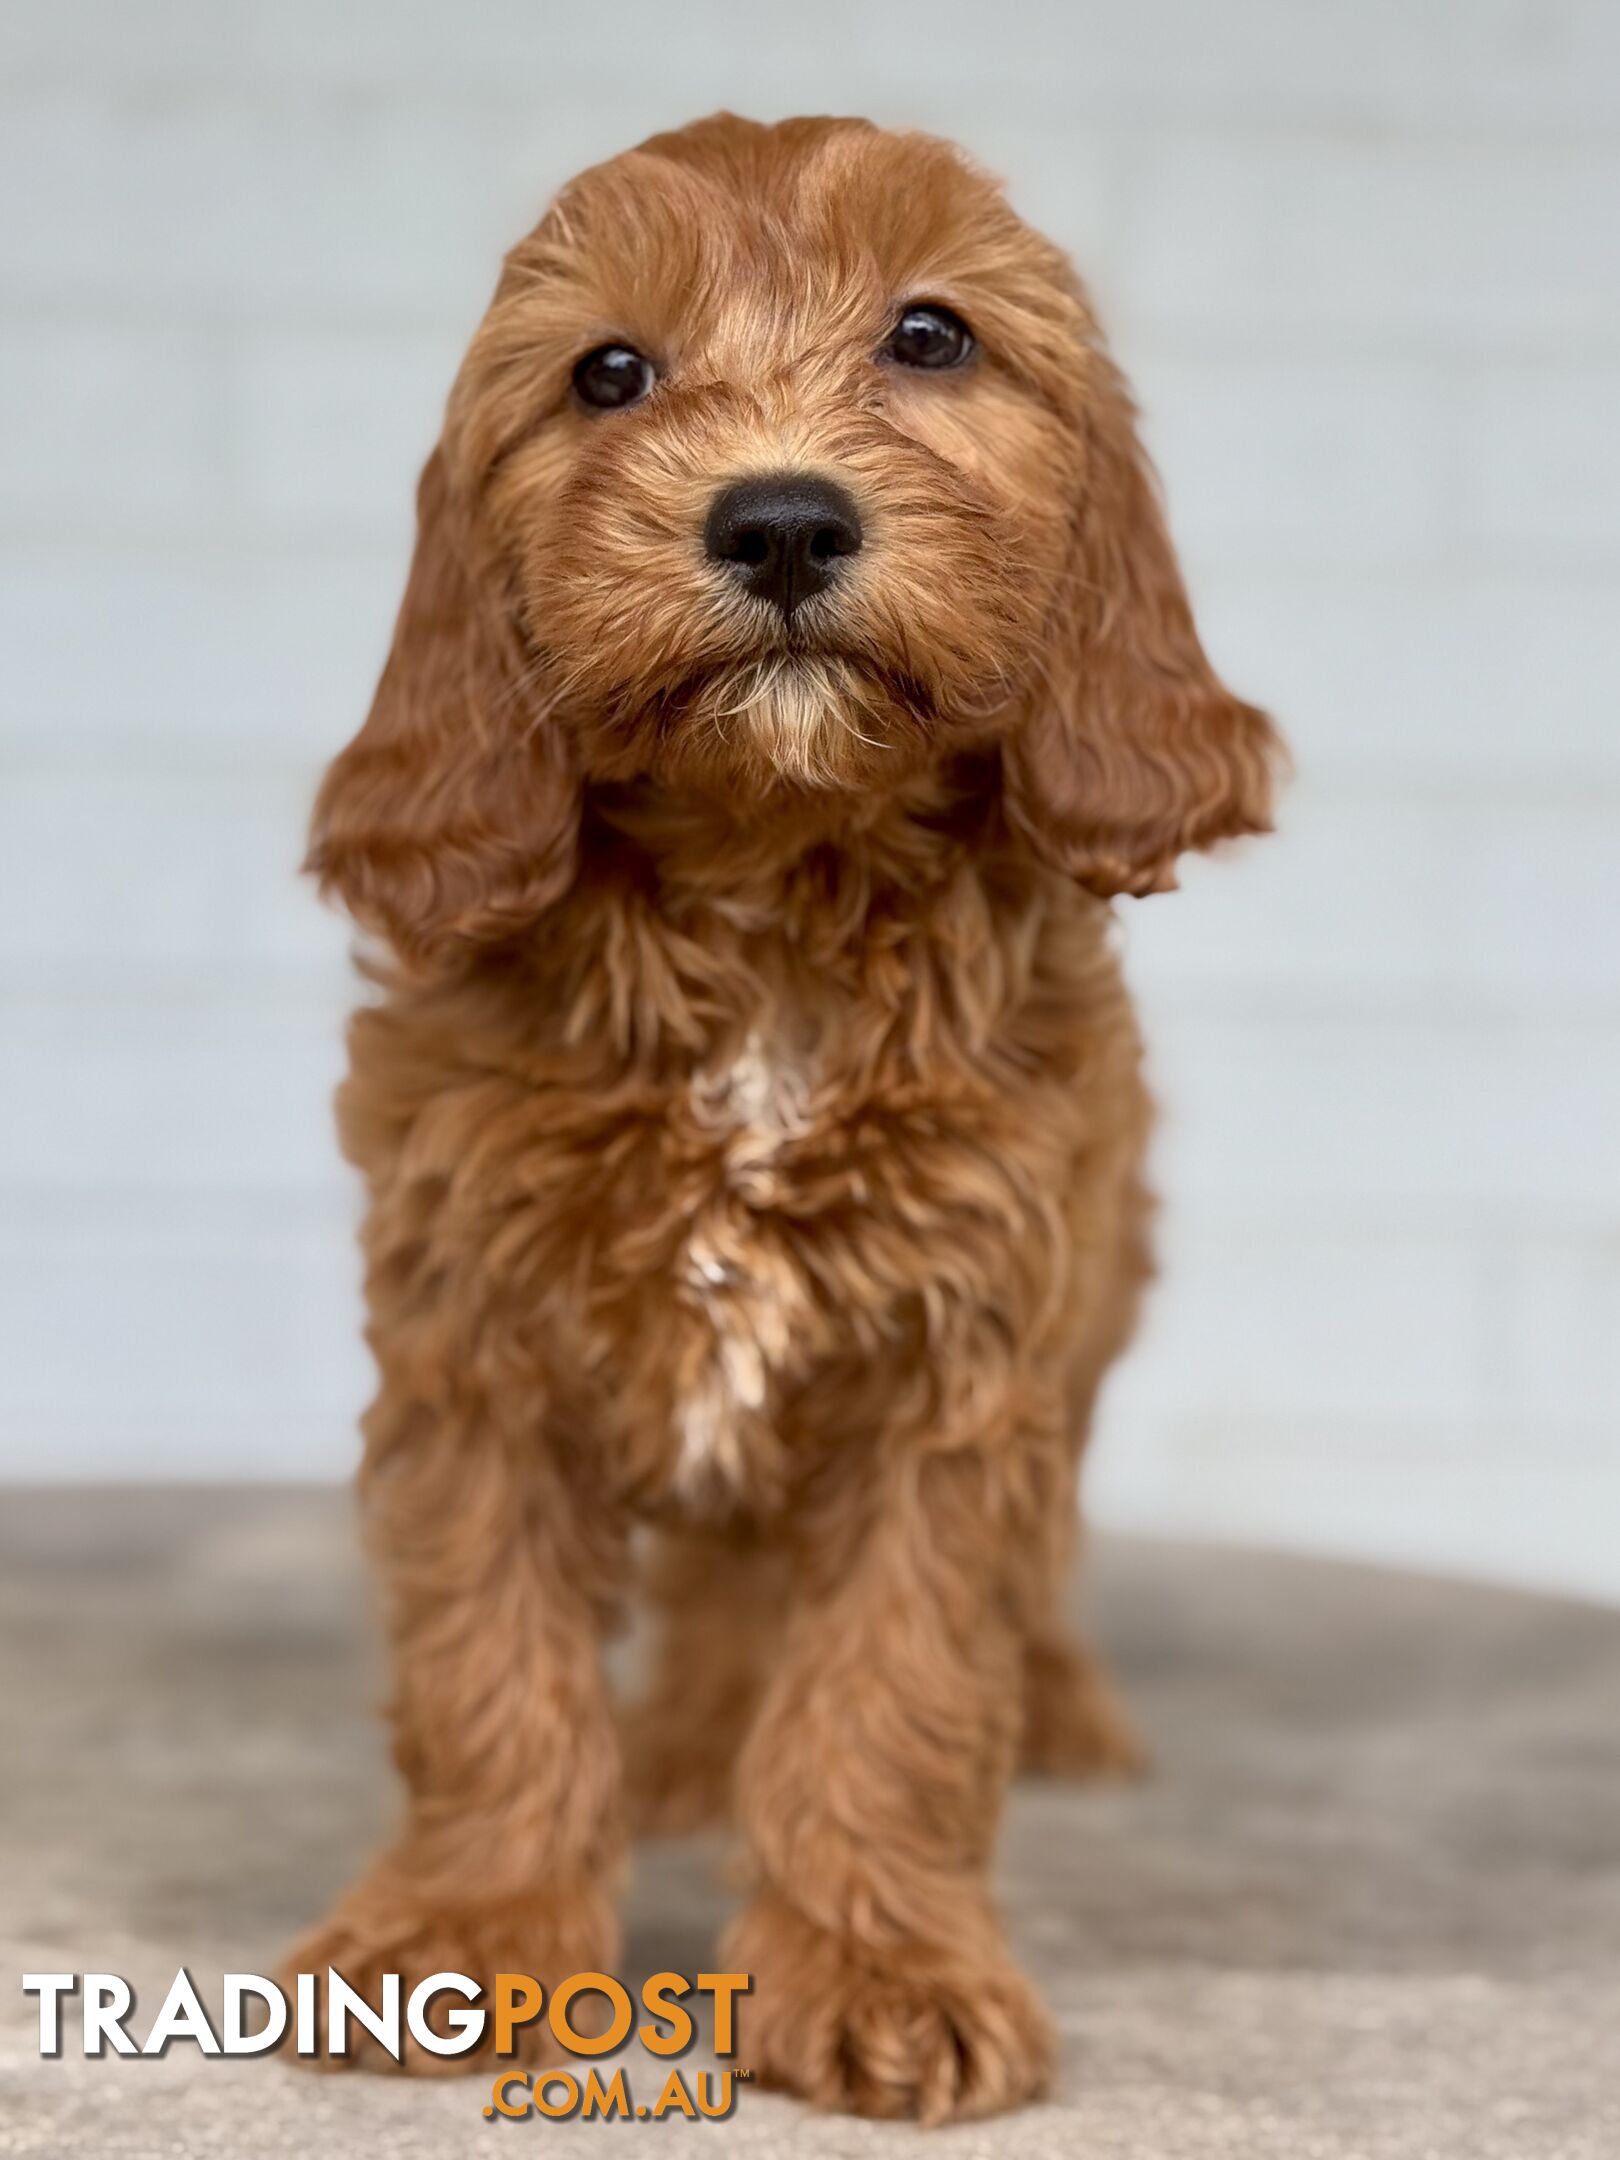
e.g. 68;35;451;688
673;1030;812;1500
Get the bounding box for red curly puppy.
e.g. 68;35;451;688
294;113;1281;2122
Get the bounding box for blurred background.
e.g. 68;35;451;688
1;1;1615;1600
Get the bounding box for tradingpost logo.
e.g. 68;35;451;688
25;1968;753;2121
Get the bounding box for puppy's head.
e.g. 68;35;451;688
311;114;1282;963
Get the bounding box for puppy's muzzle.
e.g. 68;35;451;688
704;473;863;619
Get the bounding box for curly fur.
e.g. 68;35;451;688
292;113;1282;2122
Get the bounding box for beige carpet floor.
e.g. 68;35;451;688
1;1488;1617;2157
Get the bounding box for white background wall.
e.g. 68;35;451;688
2;1;1617;1598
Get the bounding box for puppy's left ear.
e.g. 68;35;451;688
1004;356;1284;896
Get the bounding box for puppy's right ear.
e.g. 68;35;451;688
306;448;578;968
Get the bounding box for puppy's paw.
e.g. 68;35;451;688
1019;1637;1148;1780
725;1889;1052;2123
279;1869;616;2076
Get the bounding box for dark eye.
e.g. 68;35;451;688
885;303;975;370
572;344;656;410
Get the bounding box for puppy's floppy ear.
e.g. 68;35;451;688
1004;357;1283;897
306;448;578;966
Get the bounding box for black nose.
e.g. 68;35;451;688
704;474;863;617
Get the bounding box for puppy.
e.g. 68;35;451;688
296;113;1281;2122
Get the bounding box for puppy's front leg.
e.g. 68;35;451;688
726;1446;1053;2123
285;1388;624;2073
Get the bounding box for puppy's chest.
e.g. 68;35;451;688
458;903;1092;1510
565;997;1056;1515
657;1025;820;1508
554;1002;929;1512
